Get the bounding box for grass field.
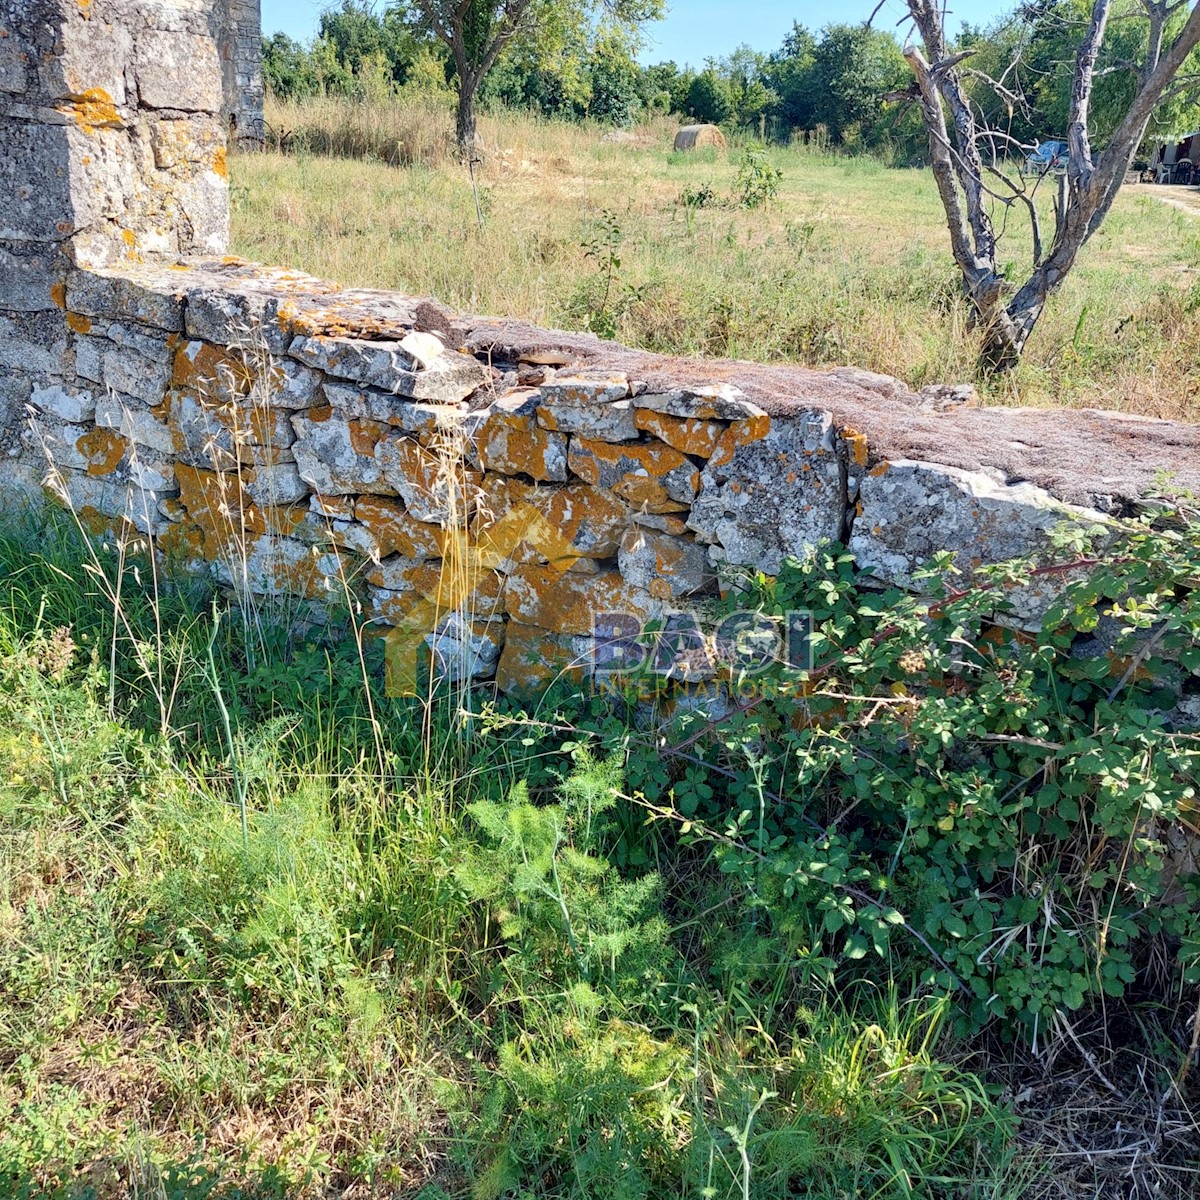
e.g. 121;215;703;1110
231;98;1200;420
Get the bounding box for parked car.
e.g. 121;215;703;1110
1022;139;1068;176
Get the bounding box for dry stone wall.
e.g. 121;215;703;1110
3;0;1200;698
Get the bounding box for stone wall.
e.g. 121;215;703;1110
217;0;262;142
3;0;1200;698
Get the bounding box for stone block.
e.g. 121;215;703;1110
376;434;479;523
688;414;845;575
568;436;699;513
30;383;94;423
633;384;764;422
355;495;448;559
475;404;568;482
633;410;724;458
292;409;397;496
67;269;185;331
504;565;661;636
135;31;223;113
539;375;630;405
495;621;592;697
95;393;174;454
618;528;714;600
849;460;1110;628
537;398;639;441
472;476;630;566
289;335;488;403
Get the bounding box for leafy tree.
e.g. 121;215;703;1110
405;0;664;154
686;66;734;125
807;24;909;143
763;24;817;130
261;32;323;100
588;29;643;124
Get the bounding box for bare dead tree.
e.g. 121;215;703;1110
904;0;1200;372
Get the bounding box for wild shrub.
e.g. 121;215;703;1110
622;513;1200;1044
734;144;782;208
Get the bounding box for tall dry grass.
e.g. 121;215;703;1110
235;96;1200;419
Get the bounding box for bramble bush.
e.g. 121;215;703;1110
600;508;1200;1043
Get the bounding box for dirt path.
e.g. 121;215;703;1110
1142;184;1200;215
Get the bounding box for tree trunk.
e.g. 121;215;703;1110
455;80;479;158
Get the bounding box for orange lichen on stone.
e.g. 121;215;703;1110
49;282;66;309
349;419;388;456
369;558;505;620
62;87;120;134
174;463;252;559
66;312;92;334
841;427;870;468
633;411;723;458
212;146;229;179
473;476;628;564
75;428;127;476
868;462;891;477
475;411;567;483
356;496;447;559
495;622;584;697
567;437;697;514
708;414;772;469
171;341;254;402
504;565;656;636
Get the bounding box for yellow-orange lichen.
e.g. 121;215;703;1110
212;146;229;179
633;411;723;458
356;496;447;559
171;341;253;401
65;312;92;334
49;282;67;309
63;88;120;135
75;428;127;476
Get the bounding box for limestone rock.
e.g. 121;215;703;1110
633;384;763;422
474;403;568;483
289;335;488;403
495;621;593;697
376;435;480;523
850;460;1111;628
619;528;714;600
538;398;639;441
292;410;396;497
504;565;662;636
688;413;845;575
568;436;699;513
540;375;630;405
30;384;94;423
472;476;630;566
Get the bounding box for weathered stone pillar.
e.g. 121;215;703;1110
217;0;262;144
0;0;231;488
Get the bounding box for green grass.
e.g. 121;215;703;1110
232;97;1200;420
0;509;1042;1199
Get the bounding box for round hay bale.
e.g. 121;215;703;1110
674;124;727;152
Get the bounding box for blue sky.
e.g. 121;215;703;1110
262;0;1016;66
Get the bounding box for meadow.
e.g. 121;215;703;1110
231;97;1200;419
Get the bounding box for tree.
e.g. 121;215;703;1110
808;25;910;144
686;67;734;125
903;0;1200;371
406;0;663;154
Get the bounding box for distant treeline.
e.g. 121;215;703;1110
263;0;1200;158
